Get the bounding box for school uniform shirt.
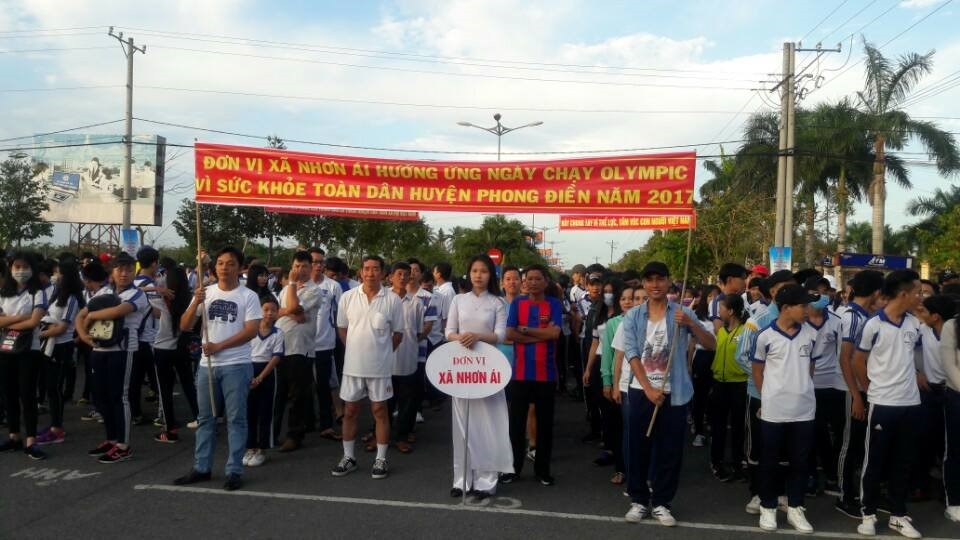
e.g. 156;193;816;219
395;291;425;377
428;282;455;346
251;326;285;364
153;295;180;351
918;324;945;384
414;287;440;362
737;303;779;400
856;310;922;407
708;292;726;322
694;318;715;351
748;299;769;318
507;295;563;382
577;296;594;339
45;296;81;346
751;322;818;423
312;277;342;353
337;286;405;378
837;302;871;392
805;310;842;389
197;284;263;367
0;288;48;350
134;275;159;345
94;284;149;353
276;281;320;358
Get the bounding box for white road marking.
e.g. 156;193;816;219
134;484;953;539
12;467;101;487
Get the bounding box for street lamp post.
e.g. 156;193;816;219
458;113;543;231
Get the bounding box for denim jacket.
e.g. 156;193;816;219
621;301;696;406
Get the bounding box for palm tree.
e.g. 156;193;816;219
857;39;960;254
907;184;960;221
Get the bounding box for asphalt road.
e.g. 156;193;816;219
2;385;958;540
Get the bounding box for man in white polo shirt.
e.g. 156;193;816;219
853;270;924;538
332;255;404;480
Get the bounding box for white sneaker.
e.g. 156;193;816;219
946;505;960;522
692;434;706;447
651;506;677;527
186;420;199;429
777;495;789;512
858;514;877;536
242;449;254;466
759;507;777;531
787;506;814;534
625;503;648;523
887;515;921;539
416;412;424;423
248;451;266;467
745;495;762;515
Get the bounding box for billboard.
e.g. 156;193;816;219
30;134;165;225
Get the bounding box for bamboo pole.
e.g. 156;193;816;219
195;200;217;418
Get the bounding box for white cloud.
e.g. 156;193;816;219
900;0;943;8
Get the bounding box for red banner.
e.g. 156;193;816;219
558;213;696;231
266;206;420;221
195;143;695;215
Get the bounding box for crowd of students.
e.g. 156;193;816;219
1;245;959;537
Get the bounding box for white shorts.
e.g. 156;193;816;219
340;375;393;403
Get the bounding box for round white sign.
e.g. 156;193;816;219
425;341;512;399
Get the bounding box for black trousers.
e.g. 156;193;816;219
61;342;78;403
760;419;814;509
507;380;555;477
861;404;921;517
745;396;787;497
128;341;157;419
600;394;625;473
708;380;747;468
811;387;846;484
77;342;93;400
389;372;419;441
247;363;276;449
691;349;715;437
91;349;133;445
275;354;315;442
313;349;335;432
837;391;868;504
626;390;686;508
1;349;40;437
944;388;960;506
582;339;602;437
155;345;199;429
913;383;945;492
46;342;74;428
556;333;570;392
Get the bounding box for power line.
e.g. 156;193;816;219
820;0;879;43
115;25;769;76
0;26;104;34
0;119;125;143
0;85;123;93
0;46;113;54
147;45;757;91
0;31;103;40
802;0;851;42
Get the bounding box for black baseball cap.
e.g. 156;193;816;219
939;269;959;284
765;270;797;288
718;262;748;281
641;261;670;279
775;284;819;306
587;273;604;284
81;262;108;282
114;252;137;267
802;276;830;291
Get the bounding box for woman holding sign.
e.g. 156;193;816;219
445;254;512;499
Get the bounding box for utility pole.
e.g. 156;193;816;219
606;240;618;265
108;27;146;231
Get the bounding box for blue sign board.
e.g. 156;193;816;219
838;253;913;270
51;172;80;191
769;246;792;272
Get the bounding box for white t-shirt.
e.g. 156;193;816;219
337;286;405;378
153;298;179;351
394;291;425;377
857;310;922;407
806;311;842;389
428;281;455;345
45;295;80;346
752;322;817;422
1;288;48;351
276;281;320;358
612;322;631;392
630;318;670;392
198;284;263;367
694;318;715;351
134;274;160;344
919;324;945;384
251;326;285;364
312;277;342;352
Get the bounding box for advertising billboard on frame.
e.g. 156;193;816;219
30;134;165;226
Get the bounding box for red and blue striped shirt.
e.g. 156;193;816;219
507;295;563;382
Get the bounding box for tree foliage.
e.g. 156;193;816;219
0;155;53;249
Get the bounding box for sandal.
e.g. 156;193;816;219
610;472;625;485
395;441;413;454
318;429;342;441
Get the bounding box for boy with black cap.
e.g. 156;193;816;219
737;269;796;514
622;261;715;527
854;270;924;538
833;270;884;518
711;263;749;333
75;252;150;463
752;283;820;533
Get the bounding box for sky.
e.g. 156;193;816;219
1;0;958;267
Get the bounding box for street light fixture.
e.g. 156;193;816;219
457;112;543;161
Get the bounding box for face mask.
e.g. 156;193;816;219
603;293;615;307
811;294;830;310
666;293;678;303
51;275;61;286
12;270;32;285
